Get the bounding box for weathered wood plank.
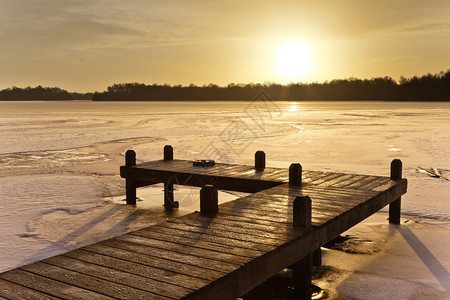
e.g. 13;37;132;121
308;172;344;185
372;178;407;192
62;250;208;291
134;224;274;253
344;175;386;189
79;245;226;281
167;214;299;240
328;174;368;188
357;176;391;191
20;262;167;299
0;278;60;299
131;225;264;258
216;205;328;226
42;255;192;299
218;201;353;225
98;236;241;273
156;221;283;247
171;212;300;236
0;269;114;299
311;173;355;187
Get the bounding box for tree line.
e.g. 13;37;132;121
0;86;92;100
93;70;449;101
1;70;448;101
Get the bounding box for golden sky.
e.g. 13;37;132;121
0;0;449;92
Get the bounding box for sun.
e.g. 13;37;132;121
276;41;313;81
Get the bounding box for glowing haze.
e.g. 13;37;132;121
0;0;449;92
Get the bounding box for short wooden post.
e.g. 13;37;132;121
389;159;402;224
255;151;265;170
289;163;302;186
200;185;218;215
293;196;311;228
125;150;137;205
164;145;173;160
292;195;312;298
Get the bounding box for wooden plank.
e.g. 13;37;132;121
168;213;300;239
344;175;386;189
156;221;284;247
97;236;241;273
218;200;353;224
216;205;328;226
357;176;391;190
131;224;264;258
0;278;60;299
134;224;274;253
78;245;226;281
308;172;344;185
225;195;358;217
312;173;355;187
61;250;209;291
329;174;368;188
372;179;407;192
20;262;167;299
175;212;299;231
237;188;371;206
0;269;114;299
301;171;326;183
257;182;379;198
42;255;192;299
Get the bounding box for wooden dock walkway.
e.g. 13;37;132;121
0;146;407;299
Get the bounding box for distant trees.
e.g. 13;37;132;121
1;70;449;101
93;70;450;101
0;86;73;100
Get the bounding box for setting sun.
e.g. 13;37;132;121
276;41;313;81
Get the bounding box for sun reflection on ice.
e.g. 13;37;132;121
287;102;302;112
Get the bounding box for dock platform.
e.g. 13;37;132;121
0;146;407;299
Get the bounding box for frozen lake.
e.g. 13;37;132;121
1;100;449;291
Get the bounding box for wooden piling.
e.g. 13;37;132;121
162;145;177;208
164;145;173;161
289;163;302;186
292;255;313;299
125;150;136;205
255;151;265;170
200;185;218;215
389;159;402;224
292;195;313;298
313;248;322;267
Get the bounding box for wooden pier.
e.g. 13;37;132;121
0;146;407;299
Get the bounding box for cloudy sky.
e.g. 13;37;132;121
0;0;449;92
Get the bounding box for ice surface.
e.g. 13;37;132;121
0;100;449;297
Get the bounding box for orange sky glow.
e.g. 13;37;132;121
0;0;449;92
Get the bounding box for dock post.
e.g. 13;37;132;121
163;145;177;208
292;196;312;298
389;159;402;224
125;150;137;205
200;185;218;215
164;145;173;161
293;196;311;228
289;163;302;186
255;151;265;170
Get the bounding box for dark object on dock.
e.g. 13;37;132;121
0;145;407;300
193;159;215;167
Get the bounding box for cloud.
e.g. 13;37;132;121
399;22;450;34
